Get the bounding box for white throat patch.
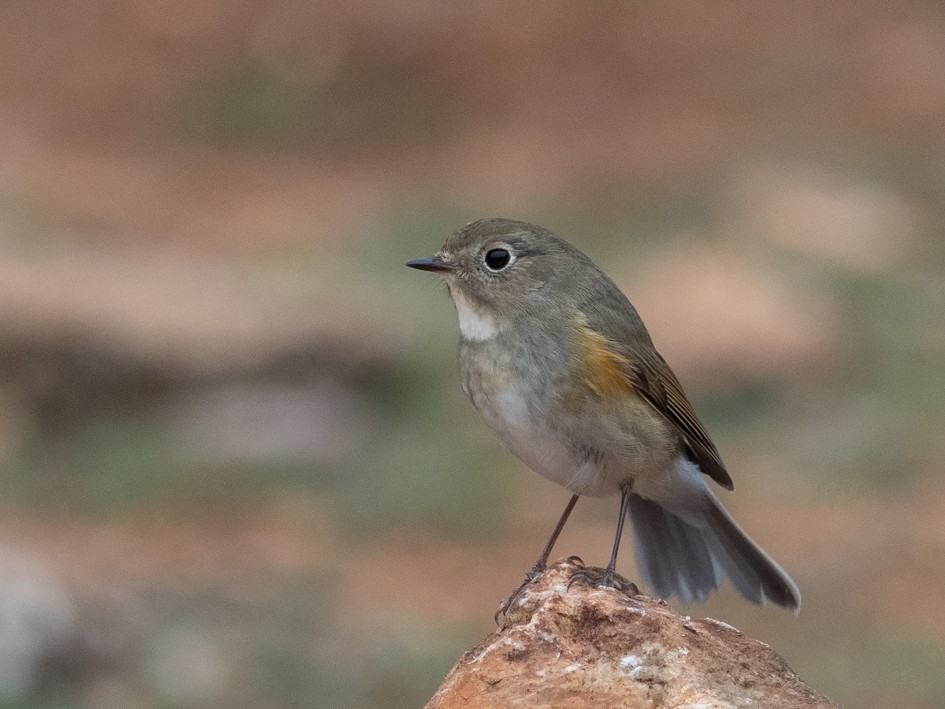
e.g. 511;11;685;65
451;291;499;341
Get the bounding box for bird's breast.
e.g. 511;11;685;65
459;329;681;497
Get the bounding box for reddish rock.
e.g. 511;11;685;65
426;559;839;709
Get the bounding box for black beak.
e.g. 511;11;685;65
405;256;456;273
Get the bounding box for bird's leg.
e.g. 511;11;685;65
568;481;639;594
495;494;579;623
525;493;580;580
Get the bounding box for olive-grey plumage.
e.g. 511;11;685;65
407;218;800;612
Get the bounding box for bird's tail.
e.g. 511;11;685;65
626;491;801;612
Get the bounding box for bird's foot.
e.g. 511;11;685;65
494;563;543;624
567;565;639;595
495;557;586;624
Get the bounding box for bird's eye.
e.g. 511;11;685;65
484;248;511;271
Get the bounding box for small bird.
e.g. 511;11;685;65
406;218;800;612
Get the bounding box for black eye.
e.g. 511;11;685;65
484;248;511;271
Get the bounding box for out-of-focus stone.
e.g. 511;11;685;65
0;548;76;700
625;243;841;386
426;559;839;709
726;165;925;270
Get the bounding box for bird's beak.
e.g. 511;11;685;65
405;256;456;273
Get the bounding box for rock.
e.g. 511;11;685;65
425;559;839;709
0;547;77;701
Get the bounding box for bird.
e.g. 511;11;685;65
406;218;800;613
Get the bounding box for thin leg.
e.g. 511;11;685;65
495;494;580;623
528;494;580;578
603;484;633;578
568;482;639;594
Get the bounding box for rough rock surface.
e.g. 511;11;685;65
426;559;839;709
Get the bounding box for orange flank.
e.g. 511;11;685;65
576;323;636;399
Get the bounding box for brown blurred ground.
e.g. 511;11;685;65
0;2;944;708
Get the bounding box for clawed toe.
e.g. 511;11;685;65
567;567;639;595
495;571;542;624
493;596;512;625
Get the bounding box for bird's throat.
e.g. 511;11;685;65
451;291;500;341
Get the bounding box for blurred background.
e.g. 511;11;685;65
0;2;943;707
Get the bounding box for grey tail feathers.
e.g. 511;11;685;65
626;492;801;612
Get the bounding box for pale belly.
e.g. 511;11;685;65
464;371;676;497
479;382;610;495
459;328;683;498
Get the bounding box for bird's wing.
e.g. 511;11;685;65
578;301;735;491
625;350;734;490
